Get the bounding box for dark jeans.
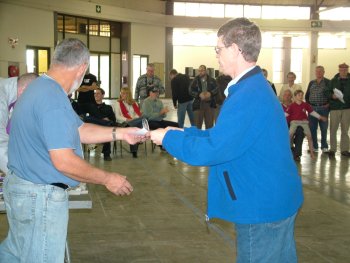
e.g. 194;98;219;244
293;126;305;157
309;106;329;150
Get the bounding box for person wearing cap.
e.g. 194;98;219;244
141;87;178;130
325;62;350;157
134;63;165;107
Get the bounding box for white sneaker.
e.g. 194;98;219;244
313;149;319;153
322;148;329;153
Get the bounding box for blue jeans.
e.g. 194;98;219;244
235;213;297;263
177;100;195;128
309;106;329;150
0;171;69;263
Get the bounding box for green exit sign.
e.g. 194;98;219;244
311;20;322;28
96;5;101;13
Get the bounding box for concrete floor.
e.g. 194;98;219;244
1;100;350;262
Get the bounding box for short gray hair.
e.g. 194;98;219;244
51;38;90;68
217;18;261;62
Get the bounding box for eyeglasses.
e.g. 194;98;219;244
214;46;228;54
214;44;241;54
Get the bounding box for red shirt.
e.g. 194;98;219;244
287;101;313;121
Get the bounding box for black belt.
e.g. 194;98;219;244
51;183;69;190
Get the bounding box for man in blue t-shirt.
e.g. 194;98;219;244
0;38;145;263
150;18;303;263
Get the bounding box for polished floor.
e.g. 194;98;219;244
0;100;350;262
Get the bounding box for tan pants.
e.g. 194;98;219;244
194;101;214;129
329;109;350;152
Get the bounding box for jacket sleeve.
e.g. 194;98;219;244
305;81;312;103
0;93;9;173
163;84;275;166
190;78;200;98
134;76;144;100
324;78;335;99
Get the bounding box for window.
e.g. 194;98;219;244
174;2;310;20
26;46;50;75
319;7;350;20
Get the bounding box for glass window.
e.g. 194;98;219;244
186;3;199;17
199;4;211;17
212;4;225;18
89;19;99;36
225;5;243;18
319;7;350;20
65;16;77;33
77;18;88;34
261;6;310;20
291;35;309;48
318;34;346;49
100;21;110;37
110;22;121;38
57;14;64;32
174;2;186;16
244;5;261;19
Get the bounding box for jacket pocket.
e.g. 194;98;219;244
223;171;237;200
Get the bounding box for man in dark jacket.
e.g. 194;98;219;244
190;65;217;129
169;69;194;128
86;88;117;161
325;63;350;157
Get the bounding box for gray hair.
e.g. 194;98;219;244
51;38;90;68
17;73;38;88
217;18;261;62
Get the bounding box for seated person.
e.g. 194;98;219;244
85;88;116;161
285;90;327;159
77;72;99;115
115;87;142;158
141;87;178;130
281;89;305;161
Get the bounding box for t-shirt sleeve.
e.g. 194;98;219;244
41;107;82;151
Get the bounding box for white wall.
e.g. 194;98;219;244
0;3;54;77
130;23;165;91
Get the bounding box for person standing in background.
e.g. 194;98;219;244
0;73;38;173
134;63;164;107
305;65;331;153
169;69;195;128
262;68;276;95
190;65;217;129
279;72;302;102
325;63;350;158
77;71;98;115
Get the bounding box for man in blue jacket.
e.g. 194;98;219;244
150;18;303;263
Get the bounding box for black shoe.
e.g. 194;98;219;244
104;156;112;161
132;152;138;158
341;151;350;157
328;151;335;158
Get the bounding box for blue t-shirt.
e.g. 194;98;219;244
8;75;83;187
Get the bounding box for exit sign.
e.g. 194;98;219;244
311;20;322;28
96;5;101;13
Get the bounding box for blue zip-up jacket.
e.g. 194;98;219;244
163;66;303;224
